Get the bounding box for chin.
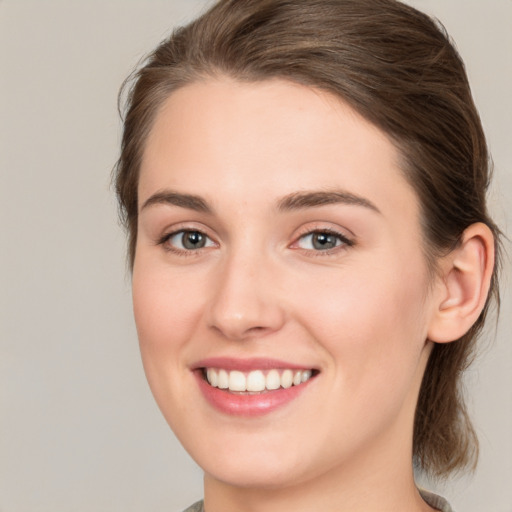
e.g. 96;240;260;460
186;429;314;489
203;456;307;490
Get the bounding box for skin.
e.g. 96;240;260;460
133;78;448;512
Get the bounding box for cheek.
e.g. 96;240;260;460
131;255;206;389
295;262;430;447
133;255;201;339
131;255;214;436
294;255;430;390
297;257;427;335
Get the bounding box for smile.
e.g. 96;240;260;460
193;359;319;416
204;368;314;393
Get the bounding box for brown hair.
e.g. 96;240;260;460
114;0;501;477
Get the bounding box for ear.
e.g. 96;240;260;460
428;222;495;343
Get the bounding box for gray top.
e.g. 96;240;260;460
182;502;204;512
182;489;454;512
419;489;454;512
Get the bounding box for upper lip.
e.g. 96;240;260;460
191;357;317;372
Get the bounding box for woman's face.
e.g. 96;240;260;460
133;78;437;489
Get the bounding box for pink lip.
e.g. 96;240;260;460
191;358;317;417
194;372;314;417
192;357;311;372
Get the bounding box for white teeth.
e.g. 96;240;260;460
266;369;281;390
281;369;293;389
301;370;312;383
205;368;314;392
229;370;246;392
218;369;229;389
246;370;266;392
206;368;218;387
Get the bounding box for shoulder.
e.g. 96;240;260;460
183;494;454;512
182;500;204;512
419;489;455;512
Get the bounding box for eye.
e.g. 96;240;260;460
164;230;215;251
296;230;352;251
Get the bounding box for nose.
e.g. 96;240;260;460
206;251;286;341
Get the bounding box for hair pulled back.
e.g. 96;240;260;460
114;0;501;477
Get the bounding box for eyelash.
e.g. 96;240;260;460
293;228;354;255
157;228;354;256
157;229;217;256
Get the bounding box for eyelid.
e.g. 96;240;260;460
156;224;219;254
154;222;354;256
289;225;355;253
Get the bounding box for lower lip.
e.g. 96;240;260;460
194;371;314;417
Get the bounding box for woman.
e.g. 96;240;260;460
114;1;501;511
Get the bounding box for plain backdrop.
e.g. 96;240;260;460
0;1;510;511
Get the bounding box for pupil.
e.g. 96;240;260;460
183;231;205;249
313;233;337;250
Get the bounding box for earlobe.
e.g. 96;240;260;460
428;223;495;343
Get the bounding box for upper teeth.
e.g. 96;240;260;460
205;368;313;392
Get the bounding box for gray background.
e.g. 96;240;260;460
0;1;510;511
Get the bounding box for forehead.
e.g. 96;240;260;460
139;77;418;221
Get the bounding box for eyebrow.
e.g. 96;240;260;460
140;188;380;215
277;190;381;214
141;191;212;213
